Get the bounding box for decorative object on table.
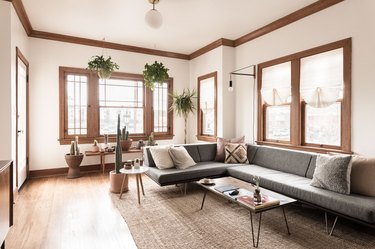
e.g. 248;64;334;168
120;126;133;151
142;61;169;91
199;178;215;186
134;158;141;169
87;55;119;79
147;132;156;146
91;139;100;152
124;160;132;170
170;88;196;144
137;139;145;149
252;175;262;204
109;114;128;193
145;0;163;29
65;136;83;179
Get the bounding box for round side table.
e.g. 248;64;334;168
119;166;149;204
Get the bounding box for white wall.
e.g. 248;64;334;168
0;2;12;160
234;0;375;156
28;38;189;170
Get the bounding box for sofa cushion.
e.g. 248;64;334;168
306;155;317;179
228;165;375;223
143;146;156;167
246;144;259;164
252;146;312;177
310;154;352;194
149;146;174;169
197;143;217;162
146;161;242;186
224;143;248;164
168;147;196;170
351;156;375;196
215;136;245;162
182;145;201;163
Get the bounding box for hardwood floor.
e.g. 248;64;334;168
5;173;137;249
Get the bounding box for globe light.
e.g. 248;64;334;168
145;9;162;29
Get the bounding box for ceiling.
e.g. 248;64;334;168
22;0;317;55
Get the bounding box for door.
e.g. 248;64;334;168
16;48;29;188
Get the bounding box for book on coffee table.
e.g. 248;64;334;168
238;194;280;210
214;184;239;193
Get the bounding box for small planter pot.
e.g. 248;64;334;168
65;154;84;179
91;145;100;152
121;139;133;151
109;170;129;193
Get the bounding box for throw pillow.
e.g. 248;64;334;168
149;146;174;169
224;143;249;164
351;156;375;196
215;136;245;162
168;147;196;170
310;154;352;194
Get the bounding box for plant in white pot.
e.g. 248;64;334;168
170;88;196;144
143;61;169;91
87;55;119;79
65;136;84;179
109;114;128;193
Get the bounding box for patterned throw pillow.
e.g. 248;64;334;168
215;136;245;162
224;143;249;164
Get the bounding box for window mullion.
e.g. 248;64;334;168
291;59;301;146
87;73;99;138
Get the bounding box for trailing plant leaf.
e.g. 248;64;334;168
87;55;119;79
143;61;169;91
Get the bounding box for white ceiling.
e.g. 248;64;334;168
23;0;317;54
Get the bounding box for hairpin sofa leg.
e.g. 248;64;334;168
325;212;339;236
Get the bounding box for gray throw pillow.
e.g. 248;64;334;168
310;154;352;194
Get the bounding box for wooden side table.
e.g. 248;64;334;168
119;166;149;204
85;149;142;174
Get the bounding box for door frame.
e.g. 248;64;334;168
15;47;29;189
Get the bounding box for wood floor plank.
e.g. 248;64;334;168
5;173;137;249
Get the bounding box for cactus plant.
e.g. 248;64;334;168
69;136;80;155
147;132;155;146
121;126;129;140
115;114;122;174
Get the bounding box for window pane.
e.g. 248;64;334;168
200;77;215;136
305;102;341;146
153;83;169;133
99;78;144;134
66;74;88;135
265;105;290;141
100;108;144;135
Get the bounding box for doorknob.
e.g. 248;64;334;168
18;130;24;134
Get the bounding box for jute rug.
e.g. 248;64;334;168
111;176;375;249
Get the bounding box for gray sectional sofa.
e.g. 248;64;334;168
143;143;375;227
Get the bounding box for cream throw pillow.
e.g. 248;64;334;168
168;147;196;169
149;146;174;169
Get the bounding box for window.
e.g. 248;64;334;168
257;38;351;153
59;68;173;144
197;72;217;141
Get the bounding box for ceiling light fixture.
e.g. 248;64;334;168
145;0;163;29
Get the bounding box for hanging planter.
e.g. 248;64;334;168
143;61;169;91
87;55;119;79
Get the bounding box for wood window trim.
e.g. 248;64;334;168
59;67;174;145
257;38;351;154
197;71;217;142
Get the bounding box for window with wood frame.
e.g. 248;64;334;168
59;67;173;144
197;72;217;142
257;38;351;153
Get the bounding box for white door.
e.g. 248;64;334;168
17;52;28;188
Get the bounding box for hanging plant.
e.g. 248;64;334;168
87;55;119;79
143;61;169;91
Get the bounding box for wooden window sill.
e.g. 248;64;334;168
255;141;352;154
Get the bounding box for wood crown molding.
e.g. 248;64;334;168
10;0;344;60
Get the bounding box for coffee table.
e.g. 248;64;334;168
197;176;296;248
119;166;149;204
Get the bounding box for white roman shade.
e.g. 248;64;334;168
261;62;291;106
300;48;343;108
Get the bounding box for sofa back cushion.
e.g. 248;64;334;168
306;155;317;179
182;144;201;163
246;144;259;163
197;143;217;162
252;146;312;177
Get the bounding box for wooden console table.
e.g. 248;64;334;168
0;161;13;249
85;149;142;174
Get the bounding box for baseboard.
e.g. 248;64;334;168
29;163;116;178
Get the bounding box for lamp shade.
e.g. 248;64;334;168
145;9;162;29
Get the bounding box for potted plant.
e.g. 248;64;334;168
143;61;169;91
65;136;84;179
109;114;128;193
147;132;156;146
87;55;119;79
120;126;132;151
91;139;100;152
170;89;196;144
